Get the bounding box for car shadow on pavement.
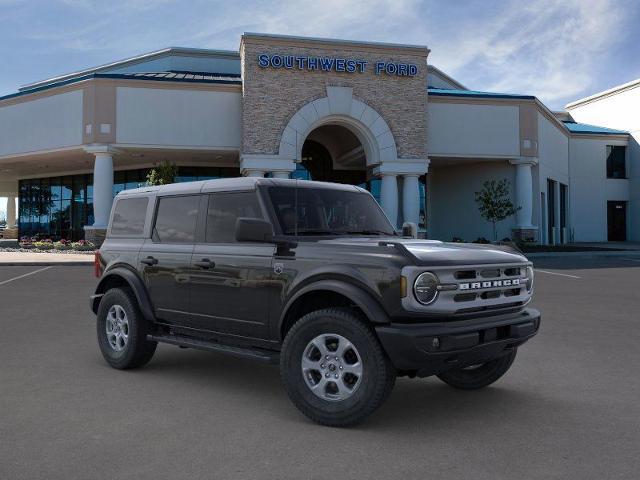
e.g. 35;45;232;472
365;378;551;431
124;345;557;430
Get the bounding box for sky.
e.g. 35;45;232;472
1;0;640;214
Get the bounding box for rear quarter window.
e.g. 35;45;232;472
110;197;149;236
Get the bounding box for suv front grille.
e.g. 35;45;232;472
402;262;532;316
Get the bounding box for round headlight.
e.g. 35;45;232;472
414;272;439;305
525;266;534;293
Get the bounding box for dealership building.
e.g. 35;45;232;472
0;33;637;244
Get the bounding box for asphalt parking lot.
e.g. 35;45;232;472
1;257;639;479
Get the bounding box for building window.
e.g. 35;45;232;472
606;146;626;179
560;183;568;243
547;179;556;244
18;166;239;240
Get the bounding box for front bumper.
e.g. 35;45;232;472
375;308;540;377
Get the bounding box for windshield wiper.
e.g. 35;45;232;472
291;229;396;236
345;230;396;236
294;229;342;236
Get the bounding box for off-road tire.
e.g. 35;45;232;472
436;348;517;390
280;308;396;427
97;287;157;369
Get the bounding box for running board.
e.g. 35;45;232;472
147;334;279;364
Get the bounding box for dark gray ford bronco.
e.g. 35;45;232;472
91;177;540;426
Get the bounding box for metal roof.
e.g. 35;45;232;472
562;121;628;135
428;87;535;100
19;47;240;92
114;71;241;82
0;71;242;103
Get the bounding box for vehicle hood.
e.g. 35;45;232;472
316;237;529;266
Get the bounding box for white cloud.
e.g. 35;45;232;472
3;0;634;109
426;0;628;107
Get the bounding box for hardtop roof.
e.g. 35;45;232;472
115;177;368;198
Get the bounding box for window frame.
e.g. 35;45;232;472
151;194;203;244
606;145;627;179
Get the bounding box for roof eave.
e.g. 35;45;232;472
19;46;240;93
565;78;640;109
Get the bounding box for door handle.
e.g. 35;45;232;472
141;256;158;266
193;258;215;269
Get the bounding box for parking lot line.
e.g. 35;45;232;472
623;258;640;263
0;266;52;286
534;269;581;279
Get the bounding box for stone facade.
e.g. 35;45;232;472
240;34;429;161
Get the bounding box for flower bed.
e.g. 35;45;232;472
5;237;97;254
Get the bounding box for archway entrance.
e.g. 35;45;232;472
295;124;382;205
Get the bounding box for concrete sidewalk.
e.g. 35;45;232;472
0;251;94;266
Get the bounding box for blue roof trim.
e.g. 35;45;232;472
562;121;628;135
428;87;535;100
0;72;242;102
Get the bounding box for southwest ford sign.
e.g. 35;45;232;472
257;54;418;77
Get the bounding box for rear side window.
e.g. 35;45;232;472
110;197;148;236
206;192;263;243
153;195;200;243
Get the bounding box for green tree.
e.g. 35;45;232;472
474;179;520;241
146;161;178;186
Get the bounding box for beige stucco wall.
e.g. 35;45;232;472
115;86;242;148
0;90;83;157
569;136;630;241
567;85;639;241
429;161;517;241
427;101;520;157
240;35;428;160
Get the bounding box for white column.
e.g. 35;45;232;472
271;171;290;179
91;151;114;228
402;174;420;225
6;195;17;228
380;174;398;227
245;170;265;178
512;160;535;228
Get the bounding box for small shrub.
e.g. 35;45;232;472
53;240;73;250
71;240;96;251
450;237;465;243
473;237;491;244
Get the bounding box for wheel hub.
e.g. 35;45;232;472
301;333;363;402
105;304;129;352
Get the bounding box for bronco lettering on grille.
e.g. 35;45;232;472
459;279;520;290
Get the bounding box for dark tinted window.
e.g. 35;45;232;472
154;195;200;243
268;186;395;236
206;192;263;243
110;197;148;236
606;146;626;179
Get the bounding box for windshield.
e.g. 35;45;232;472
268;186;396;236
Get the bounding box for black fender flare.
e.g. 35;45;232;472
92;266;155;323
279;279;390;333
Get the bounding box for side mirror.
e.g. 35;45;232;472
402;222;418;239
235;217;274;243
